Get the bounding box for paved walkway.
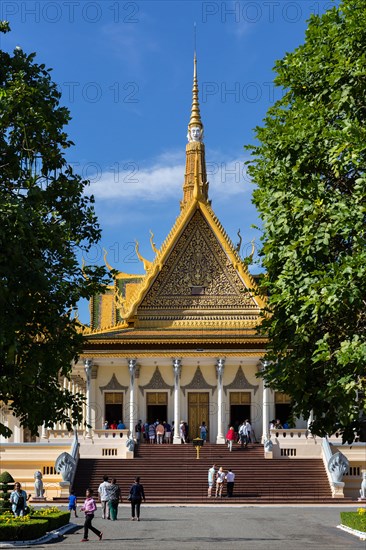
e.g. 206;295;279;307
50;505;365;549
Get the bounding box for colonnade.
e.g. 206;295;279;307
82;357;267;444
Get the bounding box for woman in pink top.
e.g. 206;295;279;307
226;426;236;452
80;488;103;542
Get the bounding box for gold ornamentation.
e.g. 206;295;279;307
139;366;174;396
181;366;216;396
139;211;256;312
135;240;153;272
223;366;259;395
149;230;159;255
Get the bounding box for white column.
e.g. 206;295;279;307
307;410;314;436
41;423;48;440
262;383;271;443
128;359;137;437
216;358;225;444
259;361;271;443
172;358;182;444
84;359;93;439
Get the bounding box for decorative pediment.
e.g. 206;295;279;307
139;367;174;396
223;366;259;395
99;373;128;393
181;366;216;396
138;211;256;314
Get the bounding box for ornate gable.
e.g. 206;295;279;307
135;208;261;326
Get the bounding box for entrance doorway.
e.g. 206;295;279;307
275;392;292;426
230;392;251;432
105;392;123;426
188;392;209;441
146;392;168;424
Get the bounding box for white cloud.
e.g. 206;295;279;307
88;150;252;202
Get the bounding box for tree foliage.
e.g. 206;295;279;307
0;24;110;437
246;1;366;442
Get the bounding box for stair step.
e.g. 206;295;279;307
70;444;335;504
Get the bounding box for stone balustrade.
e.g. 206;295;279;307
93;429;130;439
270;428;310;439
267;428;321;459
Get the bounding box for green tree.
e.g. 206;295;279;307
0;23;110;437
246;0;366;443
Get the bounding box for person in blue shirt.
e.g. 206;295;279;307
10;482;30;517
117;420;125;429
68;490;78;517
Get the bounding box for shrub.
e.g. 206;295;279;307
0;518;48;541
340;510;366;533
31;507;70;530
0;472;14;513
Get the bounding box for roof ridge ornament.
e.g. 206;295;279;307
187;49;204;143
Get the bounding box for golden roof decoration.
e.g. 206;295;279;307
134;239;153;272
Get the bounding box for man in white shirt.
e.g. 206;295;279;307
225;469;235;497
207;464;216;498
238;422;246;448
245;419;252;445
98;475;111;519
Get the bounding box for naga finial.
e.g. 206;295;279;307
149;229;159;255
103;248;115;273
135;240;153;272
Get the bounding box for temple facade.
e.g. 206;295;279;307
73;53;303;445
1;55;303;447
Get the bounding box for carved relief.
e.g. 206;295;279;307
99;373;128;393
139;367;174;396
223;366;259;395
181;366;216;396
138;211;256;312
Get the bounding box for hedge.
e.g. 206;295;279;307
340;512;366;533
0;509;71;541
31;511;70;531
0;519;48;541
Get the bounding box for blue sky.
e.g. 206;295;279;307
1;0;336;323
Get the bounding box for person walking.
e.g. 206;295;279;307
225;469;235;497
135;420;142;445
108;478;121;520
129;477;146;521
98;475;111;520
68;490;78;517
238;421;246;448
80;488;103;542
179;421;186;444
200;421;207;444
226;426;236;452
207;464;216;498
10;482;30;517
215;467;225;498
244;419;252;446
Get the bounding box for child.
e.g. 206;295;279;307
80;488;103;542
68;490;78;518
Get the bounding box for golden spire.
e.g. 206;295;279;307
188;52;203;135
181;48;209;208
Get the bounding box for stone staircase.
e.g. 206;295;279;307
69;442;348;504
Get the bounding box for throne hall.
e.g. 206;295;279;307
2;56;363;504
74;54;290;445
